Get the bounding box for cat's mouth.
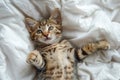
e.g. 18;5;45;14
44;37;51;41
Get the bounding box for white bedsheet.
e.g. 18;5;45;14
0;0;120;80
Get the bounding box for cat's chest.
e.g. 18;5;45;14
39;40;75;80
55;49;71;66
40;40;75;66
42;46;72;65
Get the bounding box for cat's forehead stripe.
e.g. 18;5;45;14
40;19;48;26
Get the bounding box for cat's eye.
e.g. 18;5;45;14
37;30;42;34
48;26;54;31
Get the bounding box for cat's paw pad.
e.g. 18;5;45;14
26;50;40;65
98;40;110;50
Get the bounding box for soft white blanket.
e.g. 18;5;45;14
0;0;120;80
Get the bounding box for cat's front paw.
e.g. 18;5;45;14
98;40;110;50
26;50;44;68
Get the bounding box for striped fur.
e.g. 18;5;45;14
26;8;110;80
26;40;110;80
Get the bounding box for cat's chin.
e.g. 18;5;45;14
39;37;61;45
46;38;61;44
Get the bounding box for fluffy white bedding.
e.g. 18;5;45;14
0;0;120;80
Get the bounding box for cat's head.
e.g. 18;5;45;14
25;8;62;44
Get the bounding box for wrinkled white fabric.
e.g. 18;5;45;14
0;0;120;80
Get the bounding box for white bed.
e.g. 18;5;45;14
0;0;120;80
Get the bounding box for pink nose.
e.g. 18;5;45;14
43;32;49;37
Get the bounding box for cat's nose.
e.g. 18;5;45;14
44;32;49;37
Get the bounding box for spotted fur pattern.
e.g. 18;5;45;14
25;8;110;80
26;40;110;80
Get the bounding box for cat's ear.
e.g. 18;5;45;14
25;18;38;33
49;8;61;24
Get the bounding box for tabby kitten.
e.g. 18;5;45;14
25;8;110;80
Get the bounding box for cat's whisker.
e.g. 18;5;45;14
44;37;51;41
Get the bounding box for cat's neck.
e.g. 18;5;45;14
34;38;63;49
34;42;50;49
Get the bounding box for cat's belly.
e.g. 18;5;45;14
44;64;74;80
44;50;74;80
